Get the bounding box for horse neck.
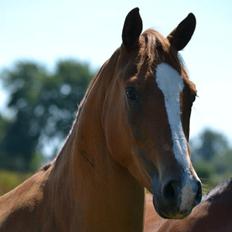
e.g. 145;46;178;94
49;55;145;231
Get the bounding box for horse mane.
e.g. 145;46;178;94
140;29;182;73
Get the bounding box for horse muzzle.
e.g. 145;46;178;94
152;173;202;219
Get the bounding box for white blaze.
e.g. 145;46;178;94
156;63;190;170
155;63;198;211
179;178;196;211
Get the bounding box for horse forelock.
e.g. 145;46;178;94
138;29;197;97
139;29;181;73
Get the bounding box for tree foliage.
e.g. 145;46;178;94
192;128;229;161
0;60;93;171
191;128;232;190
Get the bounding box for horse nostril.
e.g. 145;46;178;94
195;181;202;205
163;180;180;202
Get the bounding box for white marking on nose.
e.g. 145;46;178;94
155;63;190;170
155;63;200;211
179;179;196;211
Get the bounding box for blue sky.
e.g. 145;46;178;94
0;0;232;141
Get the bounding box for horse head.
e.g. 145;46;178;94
102;8;201;219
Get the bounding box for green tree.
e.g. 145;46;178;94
191;128;229;161
39;60;92;140
191;128;232;190
0;63;47;171
0;60;93;171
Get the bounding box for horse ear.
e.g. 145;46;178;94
122;8;143;50
167;13;196;51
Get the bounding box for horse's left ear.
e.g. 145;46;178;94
167;13;196;51
122;8;143;50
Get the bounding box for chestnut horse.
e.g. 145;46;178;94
144;179;232;232
0;8;201;232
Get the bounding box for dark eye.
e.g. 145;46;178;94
126;87;138;101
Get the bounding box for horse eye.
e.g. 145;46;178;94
126;87;138;101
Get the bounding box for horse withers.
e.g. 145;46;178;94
0;8;201;232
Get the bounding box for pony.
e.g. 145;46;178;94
0;8;201;232
144;179;232;232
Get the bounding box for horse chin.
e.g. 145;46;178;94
152;195;192;219
157;209;192;219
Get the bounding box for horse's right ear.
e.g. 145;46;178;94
122;8;143;50
167;13;196;51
